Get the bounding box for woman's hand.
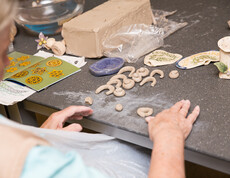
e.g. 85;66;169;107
146;100;200;142
41;106;93;132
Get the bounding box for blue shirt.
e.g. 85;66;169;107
21;146;108;178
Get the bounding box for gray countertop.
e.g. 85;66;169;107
14;0;230;164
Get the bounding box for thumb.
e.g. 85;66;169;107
61;123;83;132
145;116;154;123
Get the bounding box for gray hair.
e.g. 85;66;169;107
0;0;17;31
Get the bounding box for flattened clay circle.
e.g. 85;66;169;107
169;70;179;79
137;107;153;118
115;104;123;112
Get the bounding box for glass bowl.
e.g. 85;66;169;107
15;0;85;35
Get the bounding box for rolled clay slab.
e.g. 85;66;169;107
144;50;182;67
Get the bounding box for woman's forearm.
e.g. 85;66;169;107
148;133;185;178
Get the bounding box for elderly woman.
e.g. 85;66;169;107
0;0;200;178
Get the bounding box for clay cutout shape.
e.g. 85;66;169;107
95;84;115;95
122;79;135;90
107;79;122;88
140;76;156;87
176;51;219;69
113;87;126;97
150;69;164;78
169;70;179;79
115;104;123;112
144;50;182;67
110;74;127;81
137;107;153;118
132;73;142;82
85;97;93;105
118;66;135;77
136;67;149;77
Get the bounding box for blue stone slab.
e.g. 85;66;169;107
89;57;125;76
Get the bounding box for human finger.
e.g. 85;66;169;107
145;116;154;123
61;123;83;132
170;100;184;112
187;105;200;124
57;106;93;124
179;100;190;117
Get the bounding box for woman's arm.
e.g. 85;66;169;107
146;100;200;178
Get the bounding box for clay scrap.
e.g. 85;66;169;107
144;50;182;67
176;51;219;69
115;104;123;112
85;97;93;105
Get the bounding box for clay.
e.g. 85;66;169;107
136;67;149;77
118;66;136;77
45;38;56;50
140;76;156;87
176;51;220;69
122;79;135;90
169;70;179;79
95;84;115;95
85;97;93;105
113;87;126;97
110;74;127;81
144;50;183;67
62;0;154;57
107;79;122;88
150;69;164;78
51;41;66;56
115;104;123;112
137;107;153;117
132;73;142;82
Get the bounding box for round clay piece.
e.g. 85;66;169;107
169;70;179;79
115;104;123;112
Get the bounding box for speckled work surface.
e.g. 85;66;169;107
14;0;230;162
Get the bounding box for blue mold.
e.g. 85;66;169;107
89;57;125;76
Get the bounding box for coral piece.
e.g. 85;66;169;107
169;70;179;79
118;66;136;77
95;84;115;95
144;50;182;67
115;104;123;112
150;69;164;78
89;57;124;76
140;76;156;87
137;107;153;117
176;51;219;69
85;97;93;105
136;67;149;77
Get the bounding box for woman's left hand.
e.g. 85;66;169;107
41;106;93;132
